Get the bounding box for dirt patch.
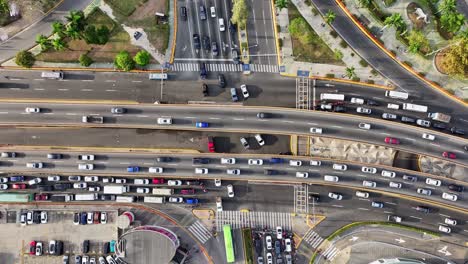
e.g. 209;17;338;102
434;49;449;75
406;2;427;30
129;0;166;19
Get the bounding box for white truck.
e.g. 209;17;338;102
103;185;129;194
320;93;345;101
402;103;428;113
143;196;165;204
41;71;63;79
149;73;168;80
50;194;74;202
82;116;104;123
428;112;451;123
152;188;174;195
75;193;98;201
116;196;135;202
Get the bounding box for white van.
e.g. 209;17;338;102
387;103;400;110
41;71;63;79
218;18;225;31
134;179;149;185
296;172;308;178
332;164;347;171
324;175;339;182
385;90;409;100
355;191;369;198
309;127;322;134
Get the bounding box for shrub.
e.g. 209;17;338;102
334;49;343;60
134;50;151;66
366;79;375;84
278;38;283;48
330;30;338;38
15;50;35;68
312;7;319;16
325;73;335;78
339;40;348;48
276;24;281;33
359;59;368;67
79;53;93;67
371;69;378;75
352;77;360;82
350;53;355;57
418;72;426;77
403;61;413;67
305;0;312;6
114;50;135;71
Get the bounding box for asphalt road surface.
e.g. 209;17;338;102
0;103;465;166
246;0;277;65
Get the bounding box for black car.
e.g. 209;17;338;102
432;122;446;130
448;184;463;192
193;158;210;164
180;6;187;21
401;116;415;123
133;31;142;40
366;99;379;106
47;153;62;159
186;180;201;186
264;169;278;175
402;175;417;182
37;185;53;191
199;5;207;20
33;211;41;224
229;21;236;34
56;241;63;255
54;183;71;190
200;63;207;79
80;212;87;225
415;206;431;214
157;157;173;162
333;105;346;112
211;42;218;56
202;83;208;96
73;213;80;225
308;194;320;202
82;240;89;254
103;242;110;254
218;74;226;88
256;112;271;119
193;34;201;50
202;36;210;51
450;127;465;135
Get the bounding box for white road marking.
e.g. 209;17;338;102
136;115;148;118
215;165;227;168
383;211;393;214
464;230;468;233
0;112;8;114
34;88;45;91
106;89;117;92
380;132;391;135
404;138;415;141
358;198;369;201
439;214;451;218
9;88;20;90
10;78;21;81
308;123;318;125
65;113;77;116
58;79;69;82
105;80;116;82
430;143;440;147
119;162;130;165
233;118;244;121
143;163;153;165
282;120;295;123
34;79;44;81
409;216;422;220
43;113;54;115
386;202;397;205
58;89;69;91
185;116;196;119
132;80;142;83
332;205;344;208
331;125;342;128
209;117;221;120
357;208;369;211
81;89;93;91
82;80;94;82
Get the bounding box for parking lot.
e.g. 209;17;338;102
0;207;118;264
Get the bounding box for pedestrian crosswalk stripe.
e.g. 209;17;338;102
215;211;292;231
187;221;212;244
170;63;279;73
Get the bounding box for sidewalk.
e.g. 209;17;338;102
276;0;390;87
344;0;468;98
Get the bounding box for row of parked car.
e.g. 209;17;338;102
261;226;293;264
73;212;107;225
21;211;47;225
29;240;64;256
71;255;117;264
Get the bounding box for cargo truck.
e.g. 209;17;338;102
116;196;135;202
427;112;451;123
82;116;104;123
103;185;129;194
50;194;74;202
143;196;165;204
152;188;174;195
75;193;98;201
402;103;428;113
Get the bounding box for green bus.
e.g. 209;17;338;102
0;193;33;202
223;224;235;263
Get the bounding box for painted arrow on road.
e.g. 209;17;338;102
349;236;359;242
438;246;452;256
395;238;405;243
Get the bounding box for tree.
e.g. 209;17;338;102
383;13;406;32
275;0;288;10
0;0;9;14
440;38;468;77
358;0;372;8
52;21;66;38
345;66;356;79
79;53;93;67
36;34;52;51
65;24;81;40
83;25;98;44
324;10;336;24
438;0;457;15
52;37;67;51
114;51;135;71
231;0;248;29
15;50;35;68
134;50;151;66
334;49;343;60
289;17;314;44
65;10;86;31
96;25;110;44
407;30;431;53
440;12;465;34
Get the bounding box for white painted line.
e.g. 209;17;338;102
33;79;44;81
58;89;69;91
132;80;142;83
106;89;117;92
143;163;153;165
209;117;221;120
357;208;369;211
0;112;8;114
308;123;318;125
331;125;342;128
282;120;295;123
185;116;196;119
439;214;451;218
404;138;415;141
383;211;393;214
9;88;20;90
429;143;440;147
58;79;69;82
464;230;468;233
233;118;244;121
65;113;77;116
119;162;130;165
332;205;344;208
386;202;396;205
82;80;94;82
105;80;116;82
372;97;383;100
96;162;108;164
409;216;422;220
215;165;227;168
167;163;178;166
43;113;54;115
81;89;93;91
380;132;391;135
10;78;21;81
136;115;149;118
358;198;369;201
34;88;45;91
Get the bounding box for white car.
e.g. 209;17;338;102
361;167;377;174
28;178;42;185
47;176;60;181
214;179;221;187
157;117;172;125
328;192;343;200
356;107;372;114
26;162;43;169
425;178;441;186
134;179;149;185
296;172;308;178
26;211;34;225
358;123;371;130
88;186;100;192
73;182;87;189
221;158;236;164
284;238;292;252
78;164;94;170
438;225;451;233
227;169;240;175
310;160;321;166
309;127;323;134
276;226;283;239
442;192;458;201
149;167;163;173
289;160;302;166
115;178;126;184
0;177;8;183
100;212;107;224
381;170;396;178
0;184;7;190
355;191;369;198
20;213;26;226
266;253;273;264
35;242;43;256
25;107;40;113
254;134;265;146
248;159;263;165
103;177;114;183
350;97;364;104
84;176;99;182
210;6;216;17
136;188;150;194
87;212;93;224
333;164;347;171
265;236;273;250
240;84;249;98
40;211;48;224
78;154;94;160
169;197;184;203
444;218;457;226
168;180;182;186
389;182;402;189
195;168;208;174
227;184;234;197
362;180;376;188
216;198;223;212
422;133;435;141
417;188;432;196
218;18;225;31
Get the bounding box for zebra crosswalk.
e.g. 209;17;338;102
216;211;292;232
302;229;339;261
187;221;212;244
170;63;280;73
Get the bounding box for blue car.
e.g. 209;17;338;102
127;166;140;172
10;176;25;182
186;198;199;204
269;158;284;164
195;122;209;128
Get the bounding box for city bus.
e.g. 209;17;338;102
402;103;428;113
385;90;409;100
223;224;235;263
320;93;345;101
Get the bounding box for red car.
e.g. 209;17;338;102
180;189;195;195
29;241;36;255
93;212;100;224
34;194;48;201
384;137;400;145
152;178;165;184
442;152;456;159
12;183;26;189
207;137;215;153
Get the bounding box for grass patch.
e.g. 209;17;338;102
383;0;397;6
242;228;254;264
288;5;344;65
104;0;148;16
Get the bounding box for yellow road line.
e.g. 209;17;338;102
270;0;282;66
0;98;138;104
170;0;178;64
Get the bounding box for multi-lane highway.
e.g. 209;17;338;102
1;149;466;209
0;103;465;166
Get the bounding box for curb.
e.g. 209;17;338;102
1;65;168;73
270;0;283;66
1;145;200;154
170;0;178;64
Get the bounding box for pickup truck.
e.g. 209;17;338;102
82;116;104;123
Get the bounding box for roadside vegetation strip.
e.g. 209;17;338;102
169;0;178;63
242;228;254;264
309;251;318;264
326;221;440;241
270;0;282;65
334;0;467;107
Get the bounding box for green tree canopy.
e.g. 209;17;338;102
407;30;431;54
358;0;372;8
440;38;468;77
52;21;66;38
288;17;313;45
231;0;248;29
438;0;457;15
36;34;52;51
134;50;151;66
440;12;465;34
114;51;135;71
0;0;9;14
345;66;356;79
15;50;35;68
52;37;67;51
325;10;336;24
79;53;93;67
65;10;86;31
384;13;406;32
275;0;288;10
